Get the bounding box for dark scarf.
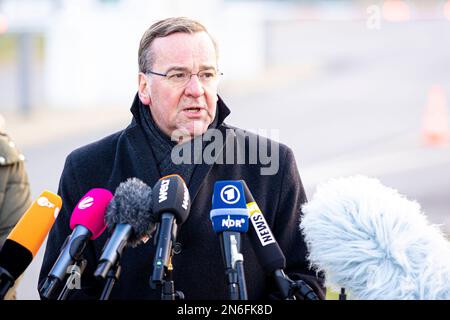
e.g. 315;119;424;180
137;97;222;185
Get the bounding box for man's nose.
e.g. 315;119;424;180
184;75;205;97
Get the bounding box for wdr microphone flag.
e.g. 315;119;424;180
210;181;249;233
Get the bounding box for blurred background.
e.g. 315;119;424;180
1;0;449;299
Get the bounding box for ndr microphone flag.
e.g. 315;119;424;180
210;181;249;233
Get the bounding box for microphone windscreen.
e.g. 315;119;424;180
105;178;154;247
6;190;62;257
300;175;450;300
0;190;62;279
69;188;113;239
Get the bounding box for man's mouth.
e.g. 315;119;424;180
185;107;202;113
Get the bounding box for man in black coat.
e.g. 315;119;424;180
38;17;325;300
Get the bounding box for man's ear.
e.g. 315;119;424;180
138;73;151;105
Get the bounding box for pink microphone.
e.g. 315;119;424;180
70;188;113;240
40;188;113;299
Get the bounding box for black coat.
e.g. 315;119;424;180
38;95;325;300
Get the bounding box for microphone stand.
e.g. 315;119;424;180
150;257;184;300
273;269;319;300
99;261;122;300
221;232;248;300
339;288;347;300
160;256;184;300
149;223;184;300
231;235;248;300
57;258;87;300
0;267;15;300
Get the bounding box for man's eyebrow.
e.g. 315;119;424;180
165;65;217;73
199;65;217;71
165;66;190;73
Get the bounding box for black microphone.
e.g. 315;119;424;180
241;180;319;300
94;178;156;281
150;174;190;288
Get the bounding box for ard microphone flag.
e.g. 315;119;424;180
210;180;250;300
210;181;249;233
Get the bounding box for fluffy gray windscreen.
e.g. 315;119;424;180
105;177;155;247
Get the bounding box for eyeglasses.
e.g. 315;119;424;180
146;68;223;87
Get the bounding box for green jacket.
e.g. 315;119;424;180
0;132;32;249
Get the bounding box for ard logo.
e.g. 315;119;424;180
220;185;240;205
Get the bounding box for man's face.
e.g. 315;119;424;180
138;31;219;141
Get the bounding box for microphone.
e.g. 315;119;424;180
210;180;249;300
300;175;450;300
241;181;285;273
0;190;62;299
240;180;319;300
150;174;190;288
94;178;156;281
39;188;112;299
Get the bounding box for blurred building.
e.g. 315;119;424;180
0;0;271;111
1;0;449;111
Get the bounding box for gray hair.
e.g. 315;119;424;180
138;17;218;73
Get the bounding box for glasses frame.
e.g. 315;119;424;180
145;69;223;87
